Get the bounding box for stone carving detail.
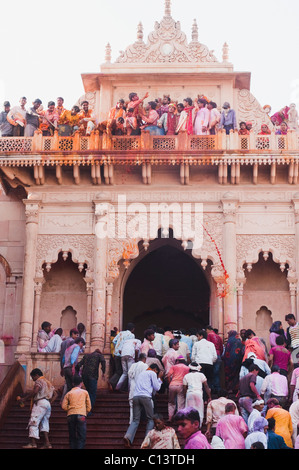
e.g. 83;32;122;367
75;92;96;111
36;234;95;277
116;12;218;64
236;234;296;271
238;89;274;134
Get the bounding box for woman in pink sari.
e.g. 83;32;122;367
216;402;248;449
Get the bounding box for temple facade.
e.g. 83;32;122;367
0;1;299;387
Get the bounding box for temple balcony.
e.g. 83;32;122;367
0;130;299;186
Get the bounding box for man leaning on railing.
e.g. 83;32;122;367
0;101;13;137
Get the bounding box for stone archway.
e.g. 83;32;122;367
122;238;211;339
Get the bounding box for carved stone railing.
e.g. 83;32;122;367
0;129;298;159
1;130;299;186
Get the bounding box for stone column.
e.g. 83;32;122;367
216;282;225;341
17;201;40;352
292;194;299;318
84;277;94;351
104;280;114;354
289;282;297;316
31;277;44;351
221;194;238;336
236;279;246;332
90;202;109;350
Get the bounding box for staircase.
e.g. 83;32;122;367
0;391;175;449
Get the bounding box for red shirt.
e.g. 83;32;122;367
207;332;223;356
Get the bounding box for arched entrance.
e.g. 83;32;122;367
123;239;210;338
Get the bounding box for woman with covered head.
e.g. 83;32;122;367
245;416;268;449
276;121;288;135
222;330;244;395
258;123;272;135
182;362;211;428
269;321;286;348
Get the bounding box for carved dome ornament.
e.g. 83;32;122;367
115;1;218;65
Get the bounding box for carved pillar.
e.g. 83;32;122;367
289;282;297;316
236;278;246;332
17;201;40;352
84;277;93;350
104;280;114;354
90;203;109;350
216;282;225;341
31;277;44;350
221;196;238;336
292;195;299;317
3;276;17;343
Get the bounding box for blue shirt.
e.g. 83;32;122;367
220;109;237;129
267;430;291;449
133;370;162;398
0;111;13;136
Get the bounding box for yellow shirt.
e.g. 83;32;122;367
266;408;293;448
61;387;91;416
59;110;80;127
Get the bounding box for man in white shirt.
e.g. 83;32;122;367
7;96;27;136
148;325;164;361
116;338;141;391
191;330;217;390
123;364;163;448
127;353;148;423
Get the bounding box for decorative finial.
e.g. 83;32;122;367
165;0;171;17
222;42;229;62
137;22;143;42
191;19;198;42
105;43;111;63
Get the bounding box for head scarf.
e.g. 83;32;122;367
269;321;282;333
148;349;157;358
253;417;268;432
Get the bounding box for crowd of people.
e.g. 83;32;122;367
113;316;299;450
16;313;299;450
1;93;298;140
0;97;96;138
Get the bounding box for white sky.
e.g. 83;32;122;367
1;0;299;114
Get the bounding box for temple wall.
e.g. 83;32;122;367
0;187;25;367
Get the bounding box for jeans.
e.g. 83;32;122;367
109;356;123;390
124;395;154;444
64;366;74;393
83;376;98;410
224;124;234;135
116;356;135;391
67;414;87;449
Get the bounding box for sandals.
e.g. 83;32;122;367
22;443;37;449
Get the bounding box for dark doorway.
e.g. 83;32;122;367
123;243;210;339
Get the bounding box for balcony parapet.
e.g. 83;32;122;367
1;129;299;186
0;129;298;165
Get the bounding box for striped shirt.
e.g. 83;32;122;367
289;323;299;349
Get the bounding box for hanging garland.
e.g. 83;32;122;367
201;223;230;299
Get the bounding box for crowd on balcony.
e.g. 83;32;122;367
0;97;96;138
1;94;298;140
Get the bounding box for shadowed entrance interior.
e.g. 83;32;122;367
123;242;210;339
